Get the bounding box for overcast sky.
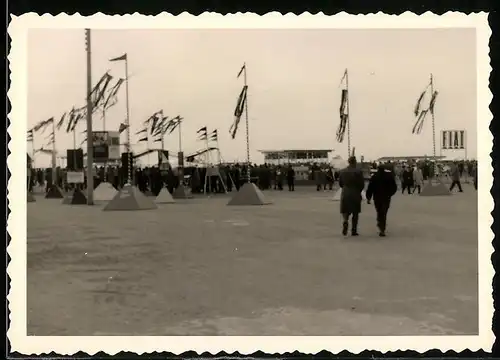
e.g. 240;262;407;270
28;28;477;166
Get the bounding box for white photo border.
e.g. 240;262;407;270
7;11;493;355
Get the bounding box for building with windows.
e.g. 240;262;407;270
258;149;333;165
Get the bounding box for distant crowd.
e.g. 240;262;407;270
29;159;477;196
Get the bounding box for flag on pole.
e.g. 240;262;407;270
102;78;124;110
90;72;113;111
118;122;129;133
109;53;127;62
56;112;66;130
229;85;248;139
32;117;54;133
412;77;436;135
336;90;349;143
237;63;246;78
35;147;54;155
210;129;218;142
27;129;33;142
166;116;182;134
197;126;208;140
136;128;147;135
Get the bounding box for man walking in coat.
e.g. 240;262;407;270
338;156;365;236
412;164;424;194
449;162;464;193
366;164;398;237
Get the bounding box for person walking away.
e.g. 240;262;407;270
326;167;334;190
339;156;365;236
473;163;477;190
412;165;424;194
366;165;398;237
287;164;295;191
401;166;413;194
449;162;464;193
276;166;284;191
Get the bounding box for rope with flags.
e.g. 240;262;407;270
412;77;438;135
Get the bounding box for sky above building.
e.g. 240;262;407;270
27;27;477;166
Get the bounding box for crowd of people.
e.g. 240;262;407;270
28;158;477;196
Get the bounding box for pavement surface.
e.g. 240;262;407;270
26;185;478;336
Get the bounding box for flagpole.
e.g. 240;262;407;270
102;108;108;183
177;118;184;184
85;28;95;204
51;116;57;186
243;63;251;183
346;68;351;158
31;131;36;169
124;54;132;185
430;73;437;178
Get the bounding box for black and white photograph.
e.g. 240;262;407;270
7;12;493;355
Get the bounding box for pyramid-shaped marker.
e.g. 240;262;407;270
420;180;451;196
227;182;272;206
155;187;175;204
45;185;64;199
94;182;118;202
103;183;157;211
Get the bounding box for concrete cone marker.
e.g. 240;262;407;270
94;181;118;202
227;182;272;206
103;183;158;211
45;184;64;199
70;188;88;205
420;179;451;196
155;187;175;204
172;183;193;199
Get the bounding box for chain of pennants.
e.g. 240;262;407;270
135;112;183;143
29;63;249;157
27;71;126;153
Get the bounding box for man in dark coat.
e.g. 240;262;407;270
366;165;398;237
286;164;295;191
401;166;413;194
338;156;365;236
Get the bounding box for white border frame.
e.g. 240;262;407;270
7;12;493;355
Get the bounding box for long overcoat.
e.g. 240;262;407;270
338;166;365;214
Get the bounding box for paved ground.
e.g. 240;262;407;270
26;184;478;336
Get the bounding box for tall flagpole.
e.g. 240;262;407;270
430;73;437;178
102;108;108;183
51;117;57;186
345;69;351;157
124;55;133;184
243;63;251;183
85;28;94;204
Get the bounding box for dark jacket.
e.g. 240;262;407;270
338;165;365;214
402;169;414;184
366;169;397;202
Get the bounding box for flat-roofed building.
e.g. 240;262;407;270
258;149;333;165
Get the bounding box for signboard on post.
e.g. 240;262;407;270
67;171;85;184
92;131;121;162
441;130;465;150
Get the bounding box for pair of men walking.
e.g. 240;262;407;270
338;157;397;237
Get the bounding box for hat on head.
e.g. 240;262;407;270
348;156;356;165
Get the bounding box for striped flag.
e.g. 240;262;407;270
197;126;208;141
